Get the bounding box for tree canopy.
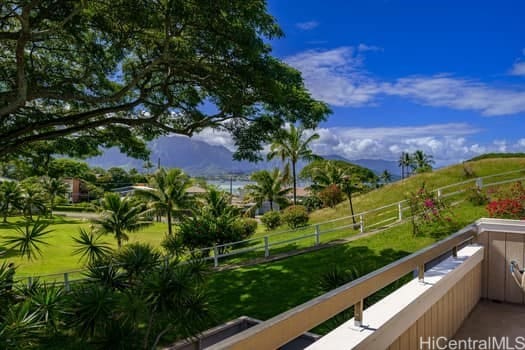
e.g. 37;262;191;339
0;1;330;161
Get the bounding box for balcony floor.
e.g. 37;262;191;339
454;300;525;340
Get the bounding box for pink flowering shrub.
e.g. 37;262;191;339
486;181;525;219
406;183;456;236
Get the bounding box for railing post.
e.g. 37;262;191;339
398;202;403;221
264;236;270;258
315;224;320;246
64;273;70;292
452;245;458;258
359;215;364;233
418;263;425;283
476;178;483;189
27;276;33;288
354;299;364;327
213;245;219;267
437;189;442;199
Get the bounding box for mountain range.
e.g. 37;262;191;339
87;135;400;177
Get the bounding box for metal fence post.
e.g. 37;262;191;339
398;202;403;221
359;215;364;233
315;224;320;246
64;273;70;292
264;236;270;258
476;178;483;189
213;245;219;267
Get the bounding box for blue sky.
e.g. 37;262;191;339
197;0;525;166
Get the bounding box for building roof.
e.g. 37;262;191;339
186;185;207;194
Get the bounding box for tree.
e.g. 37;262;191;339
0;1;330;161
93;193;151;248
268;125;320;205
135;168;193;235
246;169;290;211
0;180;23;223
20;180;47;221
411;150;434;173
302;160;377;224
381;170;393;184
72;228;113;265
398;152;414;179
4;219;52;261
42;177;68;217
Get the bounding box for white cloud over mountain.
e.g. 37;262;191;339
285;47;525;116
194;123;525;167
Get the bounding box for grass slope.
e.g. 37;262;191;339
1;157;523;277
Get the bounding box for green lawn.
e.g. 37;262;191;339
0;216;170;278
207;200;487;331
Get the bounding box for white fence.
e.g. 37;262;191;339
13;168;525;287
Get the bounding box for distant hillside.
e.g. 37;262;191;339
323;155;400;179
87;136;264;176
468;153;525;161
87;136;394;177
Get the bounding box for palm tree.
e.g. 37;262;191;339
4;219;52;261
72;228;113;264
93;193;152;248
246;169;290;211
412;150;434;173
310;161;359;224
135;168;193;235
0;181;23;223
381;170;393;183
42;177;67;217
267;124;320;205
398;152;413;179
20;183;47;221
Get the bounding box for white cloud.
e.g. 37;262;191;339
285;46;525;116
510;62;525;76
285;47;380;106
296;21;319;30
384;75;525;116
192;129;236;151
357;43;383;52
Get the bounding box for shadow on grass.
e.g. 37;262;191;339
207;244;411;330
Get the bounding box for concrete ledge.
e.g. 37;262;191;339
306;245;484;350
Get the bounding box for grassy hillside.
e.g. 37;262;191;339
2;158;524;277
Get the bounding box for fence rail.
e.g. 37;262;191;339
11;168;525;286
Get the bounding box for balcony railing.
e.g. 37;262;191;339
208;218;525;350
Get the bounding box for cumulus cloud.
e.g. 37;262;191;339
285;46;525;116
296;21;319;30
285;47;381;106
510;62;525;76
190;123;525;166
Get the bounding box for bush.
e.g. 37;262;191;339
53;205;96;213
261;211;281;230
233;218;258;239
486;181;525;219
466;187;488;205
302;195;323;212
282;205;309;229
318;184;344;208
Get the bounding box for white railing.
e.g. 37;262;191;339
12;168;525;286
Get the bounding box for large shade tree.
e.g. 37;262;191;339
268;125;320;205
135;168;194;235
0;1;330;162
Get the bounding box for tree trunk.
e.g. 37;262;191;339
269;199;273;211
347;193;356;225
50;196;54;218
167;208;173;235
292;161;297;205
3;212;7;223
